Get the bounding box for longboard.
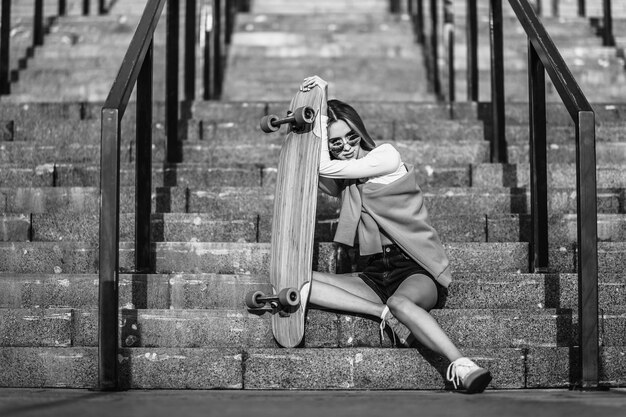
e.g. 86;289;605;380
245;85;326;347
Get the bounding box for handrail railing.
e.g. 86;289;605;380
507;0;599;389
98;0;170;391
98;0;240;390
473;0;599;389
415;0;600;388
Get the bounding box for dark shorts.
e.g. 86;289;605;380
358;244;448;309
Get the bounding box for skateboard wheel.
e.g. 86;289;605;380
245;290;266;309
260;115;280;133
292;106;315;126
278;287;300;308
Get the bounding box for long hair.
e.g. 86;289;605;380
327;99;376;152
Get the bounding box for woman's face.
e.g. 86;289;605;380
328;120;361;160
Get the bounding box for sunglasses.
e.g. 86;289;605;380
328;130;361;157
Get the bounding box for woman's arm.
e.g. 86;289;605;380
319;142;401;179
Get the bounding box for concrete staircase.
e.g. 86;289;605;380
0;0;625;389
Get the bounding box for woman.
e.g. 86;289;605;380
301;76;492;394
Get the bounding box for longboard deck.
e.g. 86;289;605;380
270;85;326;347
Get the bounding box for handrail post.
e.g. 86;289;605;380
578;0;585;17
34;0;44;46
577;110;599;389
203;3;213;100
98;0;168;391
0;0;11;95
166;0;181;162
443;0;455;102
98;108;121;391
429;0;440;97
602;0;614;47
390;0;401;13
528;41;548;272
136;41;153;273
225;0;235;45
213;0;223;99
185;0;197;100
415;0;425;44
466;0;478;101
489;0;507;163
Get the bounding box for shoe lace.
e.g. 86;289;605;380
379;305;398;346
446;359;472;389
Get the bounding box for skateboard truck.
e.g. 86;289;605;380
245;287;301;317
259;106;316;133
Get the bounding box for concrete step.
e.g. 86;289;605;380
4;209;625;245
188;100;626;126
1;117;485;145
0;240;623;275
505;123;626;144
190;118;486;144
1;272;624;311
0;102;87;121
473;163;626;188
0;239;621;274
0;345;624;388
229;36;419;59
0;307;582;349
7;84;114;103
222;56;435;101
250;0;388;14
506;142;626;164
23;46;177;69
454;74;626;103
0;139;491;166
453;48;624;71
0;241;339;274
490;102;626;126
190;101;481;122
0;240;530;274
0;185;623;216
179;140;490;166
33;162;470;189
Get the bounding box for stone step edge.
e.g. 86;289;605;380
0;346;623;389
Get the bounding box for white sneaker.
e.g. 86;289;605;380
446;357;492;393
379;305;413;347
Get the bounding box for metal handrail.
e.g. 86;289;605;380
505;0;599;389
98;0;170;391
98;0;240;390
414;0;600;388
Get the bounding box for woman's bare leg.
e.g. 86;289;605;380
309;271;385;317
386;274;463;362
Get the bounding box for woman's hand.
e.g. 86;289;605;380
300;75;328;92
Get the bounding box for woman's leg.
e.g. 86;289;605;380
309;271;385;317
386;274;462;362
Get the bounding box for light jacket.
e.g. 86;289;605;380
320;163;452;288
